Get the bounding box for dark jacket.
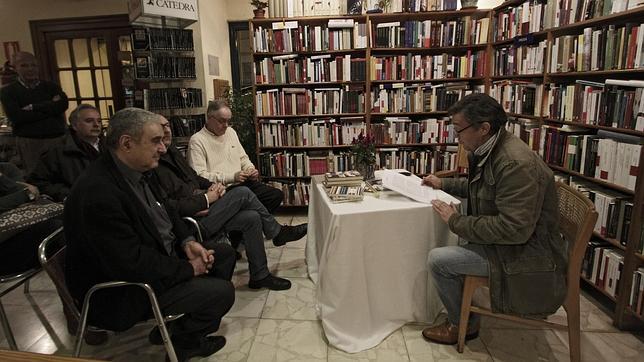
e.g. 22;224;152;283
28;132;101;201
64;152;194;331
442;129;566;317
0;80;68;138
153;144;212;216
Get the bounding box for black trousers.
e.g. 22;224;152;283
0;218;63;275
242;180;283;214
155;242;236;345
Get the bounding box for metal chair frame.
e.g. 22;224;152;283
0;268;40;350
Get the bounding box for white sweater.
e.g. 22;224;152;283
187;127;255;184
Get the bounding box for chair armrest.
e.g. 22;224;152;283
435;169;458;178
182;217;203;243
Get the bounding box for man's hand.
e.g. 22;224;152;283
247;168;259;181
21;104;33;111
184;240;214;276
422;175;442;189
17;182;39;199
206;188;221;204
234;170;248;183
431;200;458;223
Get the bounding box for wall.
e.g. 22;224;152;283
198;0;234;102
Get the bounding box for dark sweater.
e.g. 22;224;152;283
0;80;68;138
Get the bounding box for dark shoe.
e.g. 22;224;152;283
421;320;479;345
272;223;307;246
66;314;109;346
248;274;291;290
168;335;226;362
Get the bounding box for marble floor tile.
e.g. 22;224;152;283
291;215;308;226
402;324;492;362
328;329;409;362
204;317;260;362
228;288;269;318
246;319;327;362
275;248;307;278
262;277;317;321
552;330;644;362
274;215;293;225
480;328;570;361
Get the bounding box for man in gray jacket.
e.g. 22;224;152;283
421;94;565;344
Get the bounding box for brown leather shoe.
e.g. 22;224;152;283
421;320;479;345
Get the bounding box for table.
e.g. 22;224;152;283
306;176;459;353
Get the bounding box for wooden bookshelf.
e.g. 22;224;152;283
492;1;644;330
581;275;617;302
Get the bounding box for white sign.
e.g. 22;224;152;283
130;0;199;22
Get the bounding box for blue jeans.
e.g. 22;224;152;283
428;243;489;328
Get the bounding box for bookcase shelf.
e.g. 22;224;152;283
370;44;487;52
371;77;485;84
253;49;366;56
376;142;458;147
260;145;352;150
492;1;644;329
255;81;364;87
256;113;365;119
371;111;449;117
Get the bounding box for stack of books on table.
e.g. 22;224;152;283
323;171;364;203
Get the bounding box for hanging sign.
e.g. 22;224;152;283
129;0;199;22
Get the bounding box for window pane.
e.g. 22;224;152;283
58;70;76;98
90;37;109;67
77;70;94;98
73;38;90;67
99;99;115;120
95;69;112;97
118;35;132;52
54;40;71;68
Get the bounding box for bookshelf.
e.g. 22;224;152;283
127;22;205;145
250;8;492;206
491;0;644;329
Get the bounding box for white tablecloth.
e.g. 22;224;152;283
306;177;459;353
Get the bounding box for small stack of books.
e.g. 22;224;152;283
323;171;364;203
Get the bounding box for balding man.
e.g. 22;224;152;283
0;52;68;173
64;108;235;361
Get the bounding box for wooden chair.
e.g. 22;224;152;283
456;182;598;362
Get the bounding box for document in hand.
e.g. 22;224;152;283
380;170;461;205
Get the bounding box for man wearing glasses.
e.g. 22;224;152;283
420;94;566;345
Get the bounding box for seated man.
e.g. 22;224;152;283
64;108;236;361
187;100;283;213
28;104;103;201
153;115;307;291
420;94;566;345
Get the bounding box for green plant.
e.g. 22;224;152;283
377;0;391;10
250;0;268;9
224;87;257;164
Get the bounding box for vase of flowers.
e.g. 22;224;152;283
351;132;376;180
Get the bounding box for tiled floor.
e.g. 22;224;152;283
1;212;643;361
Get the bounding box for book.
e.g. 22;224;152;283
379;169;460;205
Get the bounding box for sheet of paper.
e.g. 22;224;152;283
380;170;461;205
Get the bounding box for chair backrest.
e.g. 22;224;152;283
555;182;598;290
38;226;81;320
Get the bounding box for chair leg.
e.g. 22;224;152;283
457;277;477;353
142;284;178;362
73;293;93;357
0;300;18;350
565;301;581;362
23;279;30;294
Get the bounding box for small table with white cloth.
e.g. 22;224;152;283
305;175;459;353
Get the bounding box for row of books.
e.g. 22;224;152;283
544;79;644;131
582;243;624;298
134;56;196;79
168;115;206;138
549;23;644;73
371;83;482;113
493;41;547;76
131;27;194;51
370;117;456;144
629;268;644;317
490;81;543;116
372;18;490;48
254;55;366;84
267;0;461;18
493;0;549;41
253;21;368;53
372;0;459;13
569;179;634;242
258;118;366;147
370;51;487;81
255;87;365;116
265;179;310;206
135;87;202;110
549;0;640;29
259;151;357;177
375;146;458;175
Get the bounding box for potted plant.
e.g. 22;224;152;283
461;0;478;9
250;0;268;19
351;132;376;180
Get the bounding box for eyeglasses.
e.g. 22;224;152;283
455;123;474;134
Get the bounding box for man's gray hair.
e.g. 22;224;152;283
105;108;159;150
68;104;99;126
206;99;229;117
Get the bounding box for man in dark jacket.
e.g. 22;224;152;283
152;116;307;291
28;104;103;201
420;94;565;345
0;52;68;173
64;108;236;361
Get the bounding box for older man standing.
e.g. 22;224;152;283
0;52;68;173
28;104;103;201
64;108;235;361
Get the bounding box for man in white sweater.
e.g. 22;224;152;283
188;100;283;214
